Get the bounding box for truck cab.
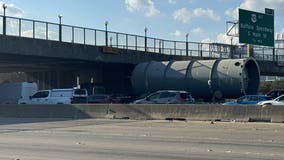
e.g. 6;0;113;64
27;90;51;104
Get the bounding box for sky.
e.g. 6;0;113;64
0;0;284;45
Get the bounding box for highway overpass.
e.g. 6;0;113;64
0;15;284;93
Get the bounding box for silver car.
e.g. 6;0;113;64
133;90;194;104
257;94;284;106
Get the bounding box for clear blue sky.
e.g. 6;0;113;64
1;0;284;44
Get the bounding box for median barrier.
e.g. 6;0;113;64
0;104;282;123
261;105;284;123
0;104;91;118
74;104;110;118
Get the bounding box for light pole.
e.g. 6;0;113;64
2;3;7;35
58;14;63;42
105;21;108;46
144;27;148;53
110;37;113;47
186;33;189;57
159;40;162;53
230;36;233;58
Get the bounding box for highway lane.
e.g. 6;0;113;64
0;118;283;160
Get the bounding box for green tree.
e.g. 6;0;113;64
271;80;284;90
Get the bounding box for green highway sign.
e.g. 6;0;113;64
239;8;274;47
265;8;274;15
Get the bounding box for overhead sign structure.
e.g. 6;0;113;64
239;8;274;47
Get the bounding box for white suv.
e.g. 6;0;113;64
133;90;195;104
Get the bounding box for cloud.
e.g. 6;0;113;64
168;0;177;4
125;0;160;17
226;0;284;20
216;33;238;45
201;38;213;43
170;30;183;37
0;2;24;17
173;7;220;23
191;27;204;35
193;8;220;21
241;0;284;16
173;8;191;23
225;8;238;20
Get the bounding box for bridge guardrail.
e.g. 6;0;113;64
0;15;283;62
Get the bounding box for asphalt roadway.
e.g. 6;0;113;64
0;118;283;160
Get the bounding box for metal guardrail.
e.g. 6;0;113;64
0;15;283;62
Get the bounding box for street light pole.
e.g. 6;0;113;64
58;14;63;42
186;33;189;57
230;36;233;59
144;27;148;53
2;3;7;35
105;21;108;46
110;37;113;47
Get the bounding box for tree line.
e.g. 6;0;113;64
259;80;284;94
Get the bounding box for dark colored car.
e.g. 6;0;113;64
223;95;271;105
265;89;284;99
87;94;113;104
80;83;106;95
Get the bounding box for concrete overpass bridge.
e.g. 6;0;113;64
0;15;283;93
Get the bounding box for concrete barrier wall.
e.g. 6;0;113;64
0;104;283;123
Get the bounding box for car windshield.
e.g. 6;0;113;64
237;96;247;102
275;95;284;101
148;93;160;100
32;91;49;98
238;95;261;102
180;93;190;99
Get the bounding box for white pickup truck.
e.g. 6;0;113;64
23;88;88;104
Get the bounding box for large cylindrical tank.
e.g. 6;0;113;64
131;58;260;99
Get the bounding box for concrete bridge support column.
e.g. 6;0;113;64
26;71;76;89
26;72;46;89
74;69;103;87
26;70;105;90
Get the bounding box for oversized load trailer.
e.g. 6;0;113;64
131;58;260;100
0;82;38;104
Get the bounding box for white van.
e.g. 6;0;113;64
27;88;88;104
25;90;51;104
0;82;38;104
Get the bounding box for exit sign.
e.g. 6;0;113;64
239;8;274;47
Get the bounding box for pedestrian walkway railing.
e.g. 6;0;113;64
0;15;282;62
